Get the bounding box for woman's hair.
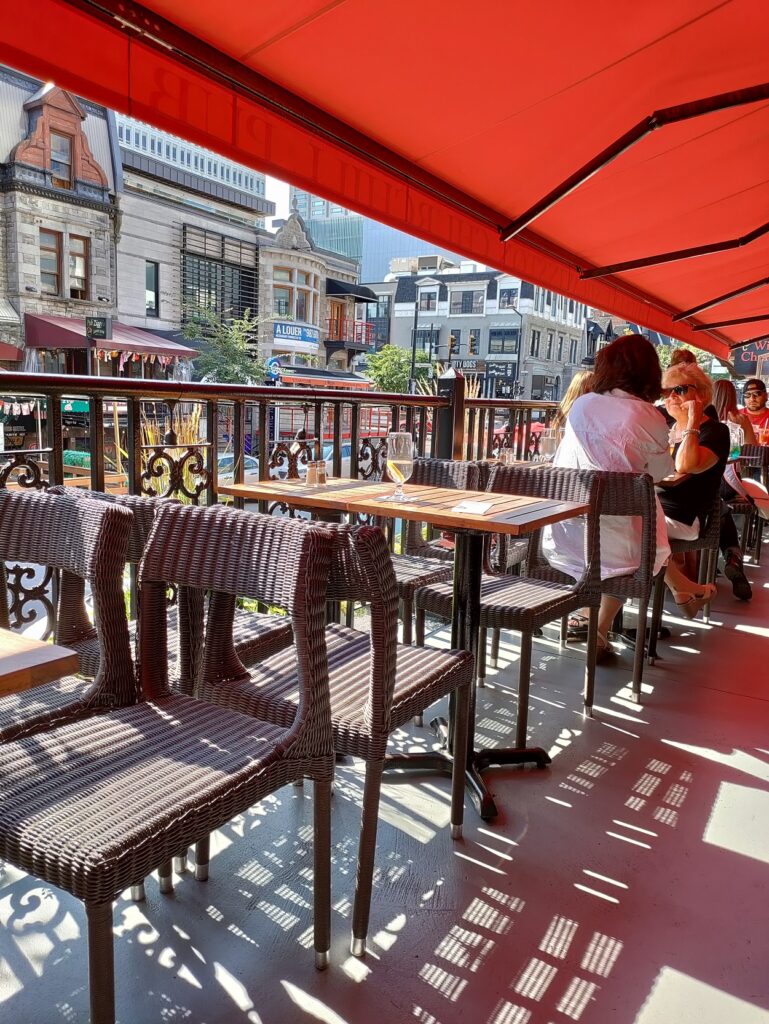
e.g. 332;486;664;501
591;334;662;402
662;361;713;406
712;379;739;421
669;348;697;366
552;369;594;428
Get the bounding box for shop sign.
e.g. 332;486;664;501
453;358;485;372
85;316;112;341
273;322;319;345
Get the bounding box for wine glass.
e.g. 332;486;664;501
384;432;414;502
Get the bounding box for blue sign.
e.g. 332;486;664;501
273;321;320;345
265;356;282;380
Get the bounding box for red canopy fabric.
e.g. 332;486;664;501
4;0;769;359
24;315;197;358
0;343;22;362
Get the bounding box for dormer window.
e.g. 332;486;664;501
418;289;437;312
50;132;73;189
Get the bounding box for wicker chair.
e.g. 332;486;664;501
386;457;482;644
47;487;293;684
197;521;475;958
0;489;138;743
733;444;769;564
647;490;722;664
594;473;658;701
0;497;337;1023
414;465;602;758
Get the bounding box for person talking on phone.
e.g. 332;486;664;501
658;362;730;618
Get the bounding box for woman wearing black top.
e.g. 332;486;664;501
658;362;730;617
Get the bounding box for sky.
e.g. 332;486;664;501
266;176;290;226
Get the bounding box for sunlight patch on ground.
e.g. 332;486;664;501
282;981;351;1023
662;740;769;783
703;781;769;865
214;961;262;1022
735;623;769;639
635;967;769;1024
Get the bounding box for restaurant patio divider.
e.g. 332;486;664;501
0;371;556;636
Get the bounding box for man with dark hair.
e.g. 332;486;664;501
740;378;769;441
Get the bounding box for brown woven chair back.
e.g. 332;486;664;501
593;471;657;595
138;503;336;758
487;463;603;597
48;486;158;564
0;488;136;707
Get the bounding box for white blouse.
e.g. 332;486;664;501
542;390;673;581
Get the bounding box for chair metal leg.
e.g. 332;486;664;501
450;682;471;839
313;777;332;970
490;627;501;668
703;549;717;623
559;615;568;649
158;860;174;894
351;760;384;958
583;606;598;714
476;627;487;687
514;631;533;749
648;571;666;664
130;883;146;902
173;852;188;875
86;900;115;1024
194;837;210;881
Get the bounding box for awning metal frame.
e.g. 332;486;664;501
692;313;769;331
500;82;769;242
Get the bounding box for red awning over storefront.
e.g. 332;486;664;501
4;1;769;358
24;315;197;358
0;343;22;362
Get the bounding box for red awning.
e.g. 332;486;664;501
0;343;22;362
24;315;197;358
4;1;769;358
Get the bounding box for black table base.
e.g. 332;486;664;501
383;530;551;822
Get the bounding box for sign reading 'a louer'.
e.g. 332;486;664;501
273;321;320;344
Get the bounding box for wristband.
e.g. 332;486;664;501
681;428;699;438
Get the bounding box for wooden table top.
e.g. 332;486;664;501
0;628;80;697
219;478;589;536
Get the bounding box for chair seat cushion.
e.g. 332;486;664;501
0;695;297;902
415;573;586;629
200;623;473;756
391;554;453;598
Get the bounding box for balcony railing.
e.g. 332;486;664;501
325;319;375;347
0;371;555;635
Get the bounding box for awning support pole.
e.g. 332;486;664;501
500;82;769;241
672;275;769;323
692;313;769;331
580;221;769;280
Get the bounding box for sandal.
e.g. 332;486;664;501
566;612;590;641
674;584;716;620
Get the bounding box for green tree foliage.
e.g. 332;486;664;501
182;306;267;385
365;345;430;393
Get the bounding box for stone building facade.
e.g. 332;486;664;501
0;67;118;368
362;264;590;400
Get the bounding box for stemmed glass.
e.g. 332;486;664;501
384;432;414;502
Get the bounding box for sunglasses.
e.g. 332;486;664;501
662;384;695;397
744;390;766;397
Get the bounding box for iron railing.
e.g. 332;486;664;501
0;371;556;634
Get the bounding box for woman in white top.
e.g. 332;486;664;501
543;335;674;658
